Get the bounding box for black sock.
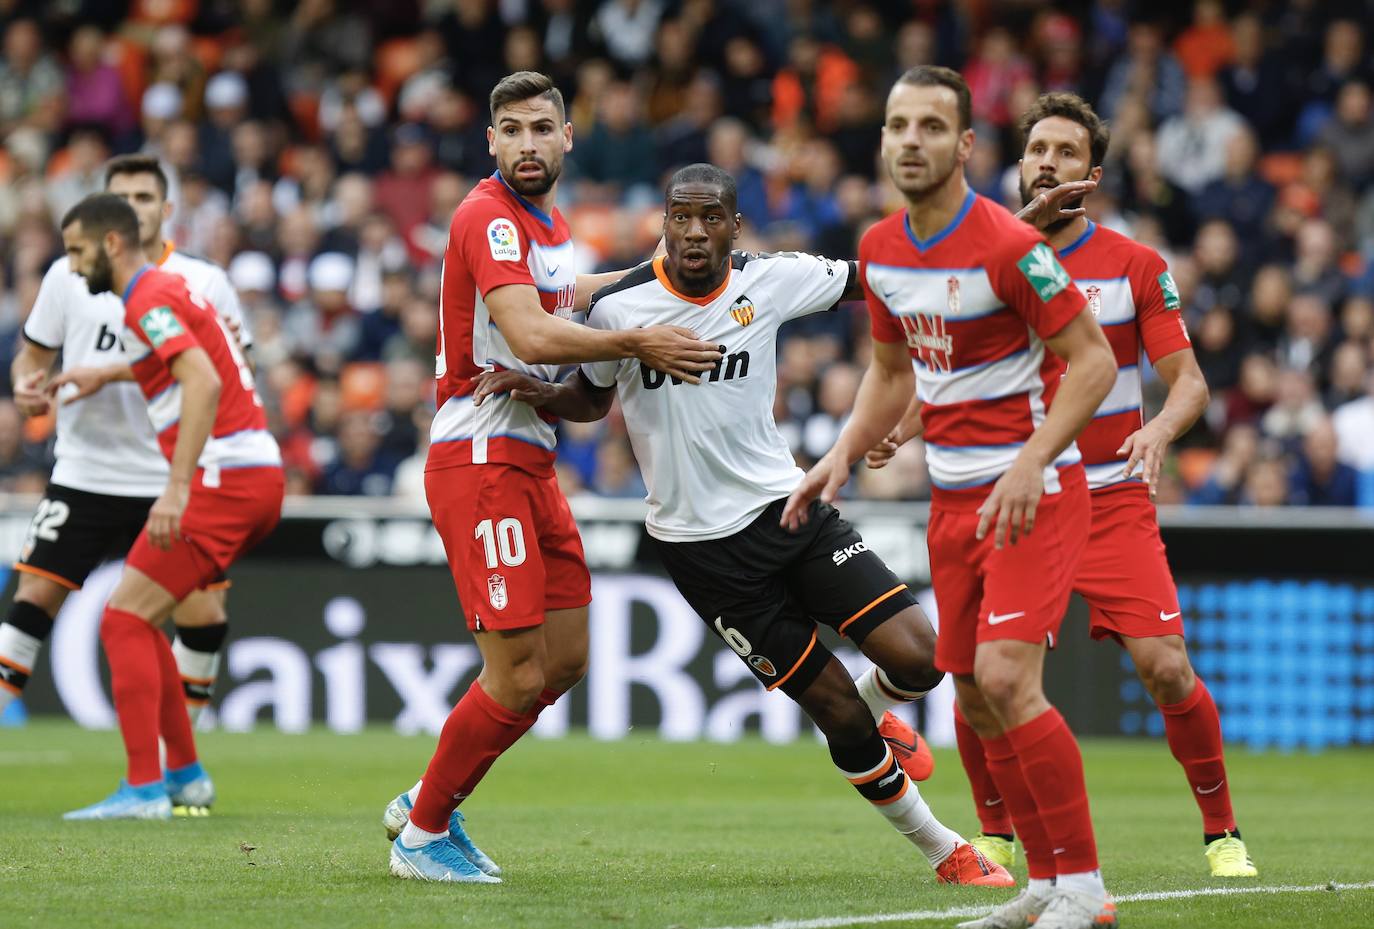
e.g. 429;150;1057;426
6;601;56;640
174;622;229;654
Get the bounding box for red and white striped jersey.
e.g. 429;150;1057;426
428;172;579;477
861;191;1088;504
122;266;279;472
1056;222;1192;491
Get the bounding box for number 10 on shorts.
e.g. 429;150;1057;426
475;517;527;569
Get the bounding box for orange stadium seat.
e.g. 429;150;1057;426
375;37;423;107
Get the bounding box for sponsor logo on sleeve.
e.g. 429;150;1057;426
1016;243;1071;302
487;219;520;262
138;306;185;347
1158;271;1181;310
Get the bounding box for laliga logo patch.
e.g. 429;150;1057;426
1086;285;1102;318
729;294;755;327
748;654;777;677
487;573;509;610
487;218;520;262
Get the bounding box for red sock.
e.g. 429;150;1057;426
981;732;1056;879
410;683;561;832
1005;707;1098;875
153;629;198;770
100;608;163;786
1159;678;1236;835
953;704;1013;836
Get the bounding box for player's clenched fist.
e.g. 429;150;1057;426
630;325;722;385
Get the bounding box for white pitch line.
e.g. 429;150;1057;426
699;881;1374;929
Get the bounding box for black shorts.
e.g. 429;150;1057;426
653;498;917;698
14;483;229;592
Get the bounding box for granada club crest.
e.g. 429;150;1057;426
946;276;960;315
1086;285;1102;318
487;573;509;610
729;294;755;327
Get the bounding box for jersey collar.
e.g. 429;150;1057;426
904;189;975;252
155;239;176;266
122;263;154;303
1056;221;1096;258
653;256;731;306
493;171;555;230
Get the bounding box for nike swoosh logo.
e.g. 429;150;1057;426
1052;847;1066;855
1160;611;1181;622
548;265;559;275
987;611;1026;626
984;798;1003;807
1196;781;1224;795
878;770;903;790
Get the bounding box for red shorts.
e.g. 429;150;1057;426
929;466;1090;675
426;464;591;632
126;467;284;601
1075;482;1184;643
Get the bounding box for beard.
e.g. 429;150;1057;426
503;155;562;197
1020;173;1086;236
84;248;115;295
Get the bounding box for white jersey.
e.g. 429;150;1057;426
23;246;252;498
582;252;851;542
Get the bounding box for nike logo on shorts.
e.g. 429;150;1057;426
987;611;1026;626
1160;610;1181;622
984;798;1003;807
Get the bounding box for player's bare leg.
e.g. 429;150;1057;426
852;605;944;781
64;567;197;821
170;587;229;725
956;645;1115;929
1124;634;1255;876
0;573;71;714
796;656;1011;887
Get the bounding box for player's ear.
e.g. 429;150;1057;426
486;125;496;157
1089;164;1104;184
731;213;742;240
957;126;975;164
161;198;173;224
563;121;574;154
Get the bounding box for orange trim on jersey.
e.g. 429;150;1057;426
180;674;215;686
185;697;210;706
765;628;818;692
652;256;732;306
200;579;232;592
12;562;80;591
872;778;912;806
0;679;21;697
156;240;175;266
847;751;897;785
0;654;33;676
838;584;908;636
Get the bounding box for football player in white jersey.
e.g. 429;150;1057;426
468;163;1014;888
2;156;248;809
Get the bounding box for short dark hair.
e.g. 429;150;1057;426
1018;92;1111;167
104;153;169;198
489;71;565;125
895;66;973;131
666;163;738;214
61;192;140;246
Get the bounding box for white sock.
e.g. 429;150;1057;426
1057;870;1106;898
0;623;42;712
172;638;222;725
854;667;930;723
875;779;963;867
1027;877;1056;898
399;820;447;848
406;780;422;805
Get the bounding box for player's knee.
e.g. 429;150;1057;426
972;662;1034;717
1139;645;1195;704
803;689;875;744
543;653;588;694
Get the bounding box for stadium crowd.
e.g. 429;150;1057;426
2;0;1373;507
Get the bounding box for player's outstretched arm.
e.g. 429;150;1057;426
10;342;58;416
45;362;137;404
1118;348;1209;498
147;347;222;551
1015;179;1098;230
865;393;925;471
471;369;614;423
781;339;915;529
976;307;1115;548
485;283;722;383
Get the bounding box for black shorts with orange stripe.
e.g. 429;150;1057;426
14;483;228;592
652;498;917;699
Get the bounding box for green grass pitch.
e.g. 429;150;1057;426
2;720;1371;928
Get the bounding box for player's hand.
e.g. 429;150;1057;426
12;370;50;416
1118;419;1173;500
1015;179;1098;231
45;366;110;404
865;428;902;470
976;455;1044;549
147;480;191;551
471;370;557;408
781;451;849;531
632;326;723;385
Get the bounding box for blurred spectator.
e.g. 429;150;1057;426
963;27;1034;129
0;19;64;137
1172;0;1234;80
1156;78;1247;195
771;35;859;134
1190;423;1259;504
375;125;440;263
1241;454;1289;506
45;128;110;221
592;437;648;498
1289;417;1359;506
1218;13;1294;149
1277;292;1336;383
317;411;398;496
1260;368;1324;444
1194;129;1274;261
1099;22;1187;122
574;82;658;201
285;252;362;371
64;26;135;143
592;0;664;69
1317;81;1374;191
199;71;251;194
1333;368;1374;471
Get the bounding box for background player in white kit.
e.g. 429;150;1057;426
1;156;249;803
